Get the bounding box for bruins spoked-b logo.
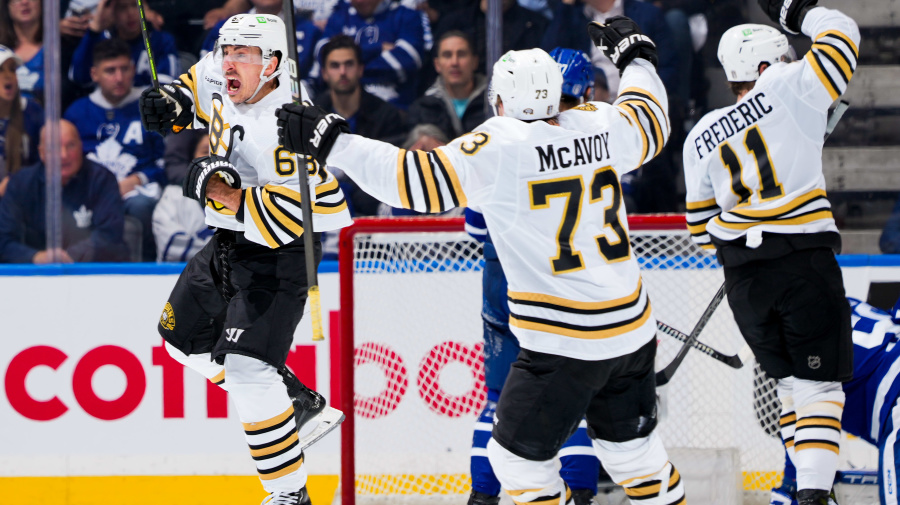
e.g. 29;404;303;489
160;302;176;331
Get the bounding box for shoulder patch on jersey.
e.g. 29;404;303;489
160;302;175;330
573;103;598;112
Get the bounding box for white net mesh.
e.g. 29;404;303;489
345;220;784;504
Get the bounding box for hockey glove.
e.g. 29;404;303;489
140;84;193;136
182;155;242;206
587;16;658;75
758;0;818;35
275;103;350;166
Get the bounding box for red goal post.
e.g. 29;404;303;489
337;215;784;505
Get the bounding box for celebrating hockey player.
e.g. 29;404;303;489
278;17;686;505
464;46;599;505
138;14;351;505
770;297;900;505
683;1;859;504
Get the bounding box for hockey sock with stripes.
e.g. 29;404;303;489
792;379;844;492
486;438;572;504
593;433;685;505
225;354;306;493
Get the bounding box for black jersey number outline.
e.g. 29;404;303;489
459;132;490;156
719;125;784;204
528;167;631;275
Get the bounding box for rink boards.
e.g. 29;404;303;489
0;256;895;504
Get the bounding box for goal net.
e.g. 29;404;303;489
337;216;784;505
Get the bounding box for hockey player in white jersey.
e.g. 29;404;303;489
138;14;352;505
771;297;900;505
277;17;685;505
683;1;859;504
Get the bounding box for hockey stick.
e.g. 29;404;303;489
656;282;726;386
656;320;743;369
135;0;159;90
825;100;850;140
282;0;325;342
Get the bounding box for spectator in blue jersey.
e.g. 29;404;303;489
317;0;432;108
69;0;180;89
0;119;129;263
433;0;547;76
315;34;407;217
200;0;322;85
0;0;42;101
768;297;900;505
64;39;165;262
0;45;42;199
408;30;487;141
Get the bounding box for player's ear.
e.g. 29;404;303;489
758;62;770;76
265;51;281;78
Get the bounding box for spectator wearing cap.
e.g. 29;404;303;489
64;38;165;261
0;44;42;199
0;119;129;263
408;30;487;140
69;0;180;89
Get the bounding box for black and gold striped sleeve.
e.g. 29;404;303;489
799;8;860;105
394;147;468;213
686;198;721;250
614;87;670;168
805;29;858;101
243;180;348;248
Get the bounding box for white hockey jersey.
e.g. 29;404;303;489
326;60;669;361
171;53;351;248
684;7;859;250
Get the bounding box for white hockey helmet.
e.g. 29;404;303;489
489;48;563;120
718;24;792;82
216;14;289;101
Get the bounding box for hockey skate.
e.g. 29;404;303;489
797;488;838;505
571;488;595;505
467;491;500;505
260;486;311;505
279;366;345;450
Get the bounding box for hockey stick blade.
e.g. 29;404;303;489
299;406;345;450
656;320;743;369
656;282;726;386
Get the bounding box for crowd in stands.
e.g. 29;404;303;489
0;0;743;263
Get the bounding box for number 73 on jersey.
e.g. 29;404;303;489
529;167;630;275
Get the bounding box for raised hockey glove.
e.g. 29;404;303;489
758;0;818;35
140;84;193;136
275;103;350;166
587;16;658;75
182;155;242;206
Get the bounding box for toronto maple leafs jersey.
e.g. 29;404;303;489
842;298;900;446
70;29;180;88
64;87;165;199
317;0;432;107
171;52;351;248
684;7;859;251
326;59;669;360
